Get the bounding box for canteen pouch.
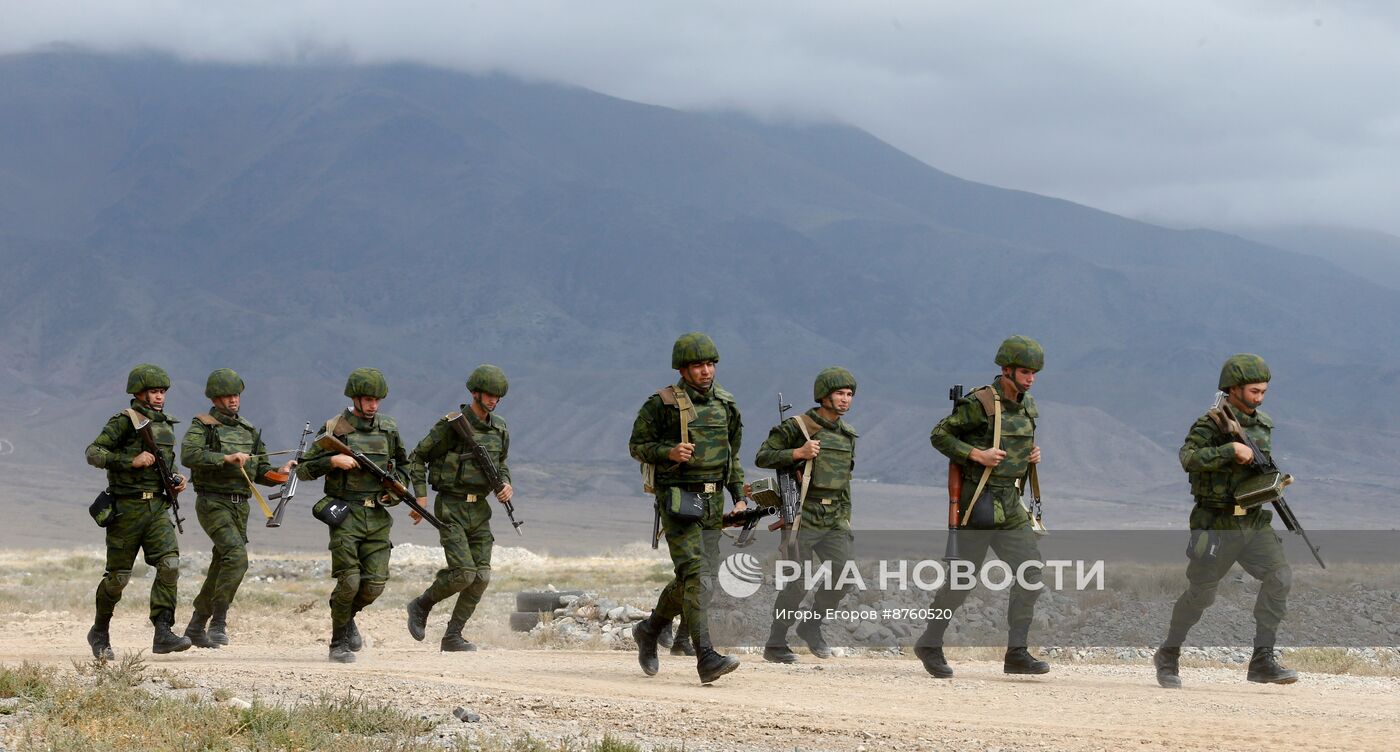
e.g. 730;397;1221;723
1186;529;1221;565
89;490;118;527
1234;471;1290;509
964;488;997;529
313;498;351;528
666;487;705;522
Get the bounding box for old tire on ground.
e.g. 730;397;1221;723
509;611;542;632
514;590;585;613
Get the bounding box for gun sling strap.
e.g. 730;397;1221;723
960;387;1002;527
790;415;817;533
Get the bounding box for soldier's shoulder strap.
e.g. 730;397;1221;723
656;385;679;405
194;413;220;427
796;414;822;438
123;408;146;430
656;385;696;442
443;411;463;423
970;384;999;417
324;413;353;438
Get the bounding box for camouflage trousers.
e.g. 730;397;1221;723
1164;505;1291;647
419;492;494;623
96;496;181;623
192;494;250;615
770;526;854;634
918;487;1044;648
651;490;724;645
326;502;393;628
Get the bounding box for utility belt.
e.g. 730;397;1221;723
661;481;721;494
111;490;169;502
440;490;491;503
197;490;249;504
1196;498;1254;517
656;481;721;523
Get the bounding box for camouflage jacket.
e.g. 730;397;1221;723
180;406;278;495
297;409;410;505
1180;406;1272;505
755;408;857;503
629;380;744;500
931;376;1038;487
407;406;511;498
85;400;180;497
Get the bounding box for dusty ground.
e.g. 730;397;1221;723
1;548;1396;751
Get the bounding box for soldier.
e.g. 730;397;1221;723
914;336;1050;678
628;333;744;684
404;365;514;652
757;367;859;664
295;368;410;663
83;364;193;658
179;369;294;648
1154;354;1297;688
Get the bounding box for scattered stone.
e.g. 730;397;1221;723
225;697;252;710
453;706;481;723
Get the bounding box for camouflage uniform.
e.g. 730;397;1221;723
179;369;280;646
406;369;511;649
757;367;859;661
83;364;192;657
1156;354;1297;687
296;369;409;662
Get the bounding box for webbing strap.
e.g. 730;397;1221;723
239;465;275;520
961;388;1002;526
790;416;816;535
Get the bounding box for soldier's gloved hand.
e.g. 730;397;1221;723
132;451;156;469
496;483;514;503
329;454;358;470
223;452;250;467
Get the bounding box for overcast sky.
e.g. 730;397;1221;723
5;1;1398;235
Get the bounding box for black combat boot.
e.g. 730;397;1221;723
346;605;364;652
1154;646;1182;689
406;595;432;642
440;619;477;652
1003;647;1050;675
329;623;356;663
670;618;696;656
185;611;218;649
763;622;798;664
632;616;663;676
87;614;115;660
1247;647;1298;684
207;606;230;646
795;619;832;659
695;639;740;684
914;646;954;679
152;612;194;654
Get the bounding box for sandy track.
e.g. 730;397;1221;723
2;616;1396;752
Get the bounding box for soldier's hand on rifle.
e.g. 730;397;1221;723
132;451;156;469
329;454;358;470
223;452;250;467
668;442;695;463
496;483;513;503
172;474;188;493
793;439;821;461
731;498;748;513
1231;442;1254;464
1029;445;1042;464
410;497;427;525
277;460;296;475
969;447;1007;467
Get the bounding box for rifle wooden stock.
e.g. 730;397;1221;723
313;434;447;531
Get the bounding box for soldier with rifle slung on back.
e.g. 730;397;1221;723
628;333;745;684
83;364;193;659
180;368;295;648
756;367;859;664
914;336;1051;679
405;364;518;652
1154;353;1309;688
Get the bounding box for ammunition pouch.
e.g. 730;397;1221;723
1186;529;1221;565
664;486;707;522
313;498;352;528
964;487;998;529
89;489;118;527
1234;471;1291;509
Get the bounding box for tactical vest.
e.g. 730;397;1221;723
428;411;506;495
649;384;736;487
961;385;1037;486
322;412;399;502
189;412;260;494
801;412;856;500
105;408;179;496
1190;410;1272;503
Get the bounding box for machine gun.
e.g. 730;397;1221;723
766;393;805;560
131;416;186;534
266;422;312;528
722;487;778;548
1208;393;1324;568
446;412;523;536
314;433;447;531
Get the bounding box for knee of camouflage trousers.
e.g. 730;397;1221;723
99;570;132;599
357;579;386;606
221;546;249;577
332;571;361;607
1183;580;1220;610
155;557;180;586
446;568;477;592
1263;565;1292;597
466;569;491;596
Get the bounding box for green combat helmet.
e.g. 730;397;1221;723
126;364;171;394
467;364;509;397
671;332;720;369
204;368;245;398
813;366;857;402
344;368;389;398
995;335;1045;372
1219;353;1270;390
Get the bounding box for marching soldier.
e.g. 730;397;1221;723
757;367;859;663
405;365;514;651
83;364;193;658
914;336;1050;678
628;333;745;684
179;369;293;648
1154;354;1297;688
295;368;410;663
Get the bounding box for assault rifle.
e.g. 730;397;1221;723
445;412;523;535
722;490;778;548
1209;393;1325;568
768;393;804;560
314;433;446;531
132;416;186;534
266;422;312;528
